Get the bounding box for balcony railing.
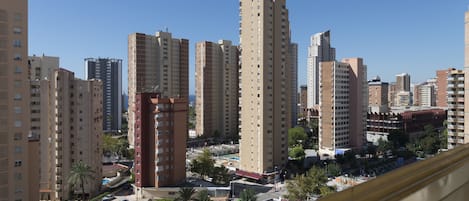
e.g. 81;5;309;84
319;144;469;201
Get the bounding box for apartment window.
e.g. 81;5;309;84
14;160;22;167
13;40;21;47
13;93;21;100
14;121;21;127
14;13;22;21
14;146;22;153
14;66;22;73
14;173;22;180
13;27;21;34
14;133;21;140
13;54;21;60
14;107;21;114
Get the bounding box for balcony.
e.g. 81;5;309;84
320;144;469;201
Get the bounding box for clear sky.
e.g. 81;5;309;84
29;0;468;95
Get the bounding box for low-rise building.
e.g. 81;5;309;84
367;108;446;144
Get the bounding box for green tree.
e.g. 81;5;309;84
175;187;196;201
67;161;95;200
289;145;305;160
285;166;329;200
325;162;341;177
440;127;448;150
190;148;215;179
388;129;408;149
377;138;392;155
103;134;118;154
285;174;313;201
288;127;308;147
308;118;318;135
211;166;230;185
319;186;335;197
421;135;438;154
194;189;212;201
239;189;257;201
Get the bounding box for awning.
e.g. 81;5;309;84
235;169;263;180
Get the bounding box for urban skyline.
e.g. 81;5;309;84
2;0;469;200
29;1;468;95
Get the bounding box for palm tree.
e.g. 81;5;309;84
175;187;197;201
67;161;95;200
194;189;212;201
239;189;257;201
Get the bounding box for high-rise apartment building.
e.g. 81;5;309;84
37;69;103;200
413;84;422;106
396;73;411;92
85;58;122;133
239;0;292;175
128;31;188;147
318;58;367;156
195;40;239;138
134;93;187;191
28;55;59;201
307;31;336;108
319;61;350;156
436;68;455;107
388;82;397;107
368;76;389;113
290;43;298;126
29;55;59;80
447;69;466;149
415;84;435;107
299;85;308;118
342;58;368;149
0;0;31;200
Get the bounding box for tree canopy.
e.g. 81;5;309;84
67;161;95;200
285;166;332;200
288;126;308;147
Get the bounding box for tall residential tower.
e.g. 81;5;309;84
307;31;335;109
0;1;31;200
290;43;298;126
85;58;122;133
239;0;292;175
318;58;367;156
128;31;189;147
195;40;239;138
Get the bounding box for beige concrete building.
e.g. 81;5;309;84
195;40;239;138
318;58;368;156
37;69;103;200
128;31;189;148
368;76;389;113
239;0;292;175
416;84;435;107
318;61;351;156
396;73;411;92
388;82;397;107
28;55;59;201
29;55;59;80
0;0;31;200
395;91;412;107
290;43;298;126
447;69;466;149
134;93;187;197
343;58;368;149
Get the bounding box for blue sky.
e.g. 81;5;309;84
29;0;468;95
